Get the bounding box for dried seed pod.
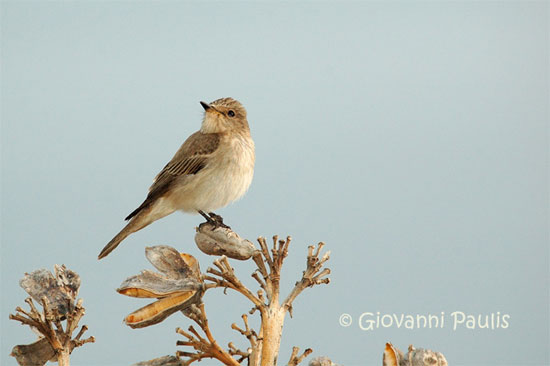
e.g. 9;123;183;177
308;356;337;366
122;290;203;328
117;246;204;328
145;245;201;280
407;345;447;366
19;265;80;318
195;223;257;260
383;343;447;366
11;338;56;366
383;343;404;366
118;270;200;298
133;355;184;366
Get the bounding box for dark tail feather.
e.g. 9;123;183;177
125;200;150;221
99;210;152;260
98;226;132;259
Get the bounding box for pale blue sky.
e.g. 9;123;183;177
1;1;548;365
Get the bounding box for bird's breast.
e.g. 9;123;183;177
172;133;255;213
215;134;255;201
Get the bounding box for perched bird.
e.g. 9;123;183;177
98;97;254;259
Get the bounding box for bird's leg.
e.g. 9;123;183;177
198;210;213;222
208;212;231;229
197;210;231;230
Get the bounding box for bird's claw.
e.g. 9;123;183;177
208;212;231;229
198;210;231;230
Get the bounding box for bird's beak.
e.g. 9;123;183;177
200;101;211;111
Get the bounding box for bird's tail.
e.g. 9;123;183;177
98;211;152;260
99;197;176;260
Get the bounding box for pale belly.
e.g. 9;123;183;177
170;135;255;213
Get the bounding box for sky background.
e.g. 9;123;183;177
1;1;548;365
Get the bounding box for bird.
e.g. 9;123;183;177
98;97;255;260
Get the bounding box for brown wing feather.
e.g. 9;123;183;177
125;132;221;221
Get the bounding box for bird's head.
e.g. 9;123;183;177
200;97;249;134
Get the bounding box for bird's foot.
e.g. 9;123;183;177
208;212;231;229
198;210;231;230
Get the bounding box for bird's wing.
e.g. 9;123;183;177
125;132;220;221
150;131;221;194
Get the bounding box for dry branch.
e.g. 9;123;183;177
175;303;241;366
204;255;263;307
9;266;94;366
231;313;260;365
200;229;331;366
287;346;313;366
283;243;330;316
126;225;331;366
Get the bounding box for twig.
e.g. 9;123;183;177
204;257;263;307
231;314;259;351
287;346;313;366
176;303;240;366
228;342;249;364
283;243;331;315
10;297;94;366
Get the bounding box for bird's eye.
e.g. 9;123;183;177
228;110;235;117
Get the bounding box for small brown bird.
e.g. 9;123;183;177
98;97;254;259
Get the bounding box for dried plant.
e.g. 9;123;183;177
116;223;448;366
117;246;204;329
308;342;449;366
383;343;448;366
121;223;330;366
9;265;95;366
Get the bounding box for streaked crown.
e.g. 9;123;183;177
210;97;247;118
201;97;249;134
